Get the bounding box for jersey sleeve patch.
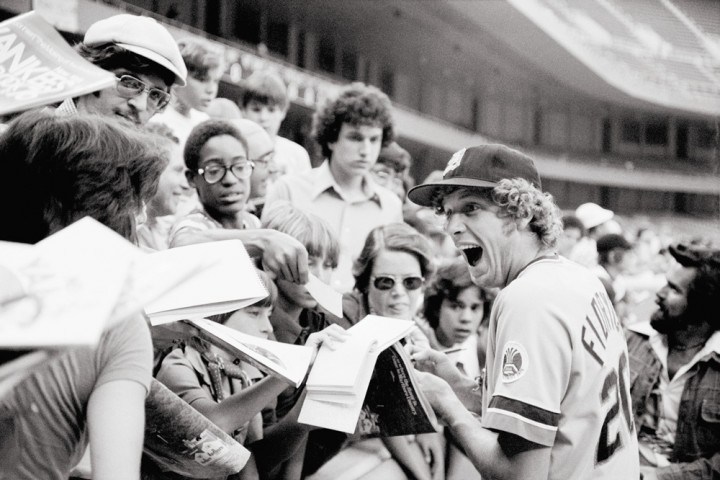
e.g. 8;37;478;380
501;341;528;383
484;395;560;447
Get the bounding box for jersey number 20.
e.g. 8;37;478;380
597;351;633;464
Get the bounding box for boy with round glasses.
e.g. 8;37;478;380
169;119;260;247
56;14;187;126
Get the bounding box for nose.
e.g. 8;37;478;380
127;89;149;113
460;307;474;323
259;313;273;335
220;168;242;185
445;212;465;237
206;80;218;95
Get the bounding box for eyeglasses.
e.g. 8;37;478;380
371;275;424;291
197;162;255;184
251;151;274;169
115;75;172;111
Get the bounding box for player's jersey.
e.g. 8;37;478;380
482;256;639;479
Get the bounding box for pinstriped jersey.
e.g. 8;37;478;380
482;256;639;479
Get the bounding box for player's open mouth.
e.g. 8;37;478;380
461;246;483;267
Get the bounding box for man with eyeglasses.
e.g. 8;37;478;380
232;119;276;219
56;14;187;126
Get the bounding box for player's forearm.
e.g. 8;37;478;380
447;374;483;414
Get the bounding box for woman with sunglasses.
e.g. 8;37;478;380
328;223;445;480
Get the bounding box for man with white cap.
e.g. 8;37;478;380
406;144;639;479
56;14;187;126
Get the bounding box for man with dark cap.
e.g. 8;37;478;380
406;144;639;479
626;243;720;480
57;14;187;126
595;233;634;308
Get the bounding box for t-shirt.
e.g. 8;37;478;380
0;314;152;480
482;256;639;479
273;136;311;177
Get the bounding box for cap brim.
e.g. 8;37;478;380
407;177;497;207
118;43;186;87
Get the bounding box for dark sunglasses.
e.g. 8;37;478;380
371;275;424;291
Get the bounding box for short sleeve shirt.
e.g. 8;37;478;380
482;256;639;479
0;314;152;480
168;208;261;248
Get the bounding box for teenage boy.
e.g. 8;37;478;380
151;37;225;142
264;82;402;292
241;71;311;178
59;14;187;126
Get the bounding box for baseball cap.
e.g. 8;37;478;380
407;144;541;207
84;14;187;86
575;202;614;230
596;234;631;254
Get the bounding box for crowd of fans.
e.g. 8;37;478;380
0;12;718;480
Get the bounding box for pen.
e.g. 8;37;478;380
440;346;466;354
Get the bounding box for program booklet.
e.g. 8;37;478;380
144;379;251;477
298;316;439;436
0;11;116;116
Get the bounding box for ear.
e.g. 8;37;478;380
185;169;197;188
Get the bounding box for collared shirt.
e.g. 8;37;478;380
265;161;402;292
628;323;720;467
55;98;79;116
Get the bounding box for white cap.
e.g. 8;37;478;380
84;14;187;86
575;202;614;230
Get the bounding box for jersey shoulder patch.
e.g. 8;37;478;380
501;341;528;383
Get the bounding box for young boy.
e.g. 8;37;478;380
152;37;225;142
264;82;402;293
241;71;311;179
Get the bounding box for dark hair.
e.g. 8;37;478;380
184;119;248;171
240;71;289;110
177;37;224;81
669;243;720;330
75;43;175;87
208;268;278;324
353;223;435;294
0;110;168;243
562;214;585;235
312;82;394;160
377;142;411;173
423;257;491;329
261;201;339;268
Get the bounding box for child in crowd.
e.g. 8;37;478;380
155;269;277;479
241;71;311;179
151;37;224;142
264;82;402;293
138;122;191;250
169;119;260;248
260;201;349;478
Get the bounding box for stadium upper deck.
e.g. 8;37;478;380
1;0;717;218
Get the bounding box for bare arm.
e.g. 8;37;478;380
87;380;146;480
187;375;290;434
416;371;551;480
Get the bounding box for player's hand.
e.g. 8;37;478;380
258;230;309;284
416;433;445;480
306;324;350;351
408;344;464;386
414;371;461;424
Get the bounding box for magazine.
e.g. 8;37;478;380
145;240;268;324
144;379;251;477
0;11;116;116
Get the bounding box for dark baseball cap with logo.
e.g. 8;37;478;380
407;144;541;207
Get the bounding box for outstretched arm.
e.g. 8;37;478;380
416;371;551;480
170;228;309;285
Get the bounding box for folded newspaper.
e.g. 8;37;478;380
0;11;116;116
